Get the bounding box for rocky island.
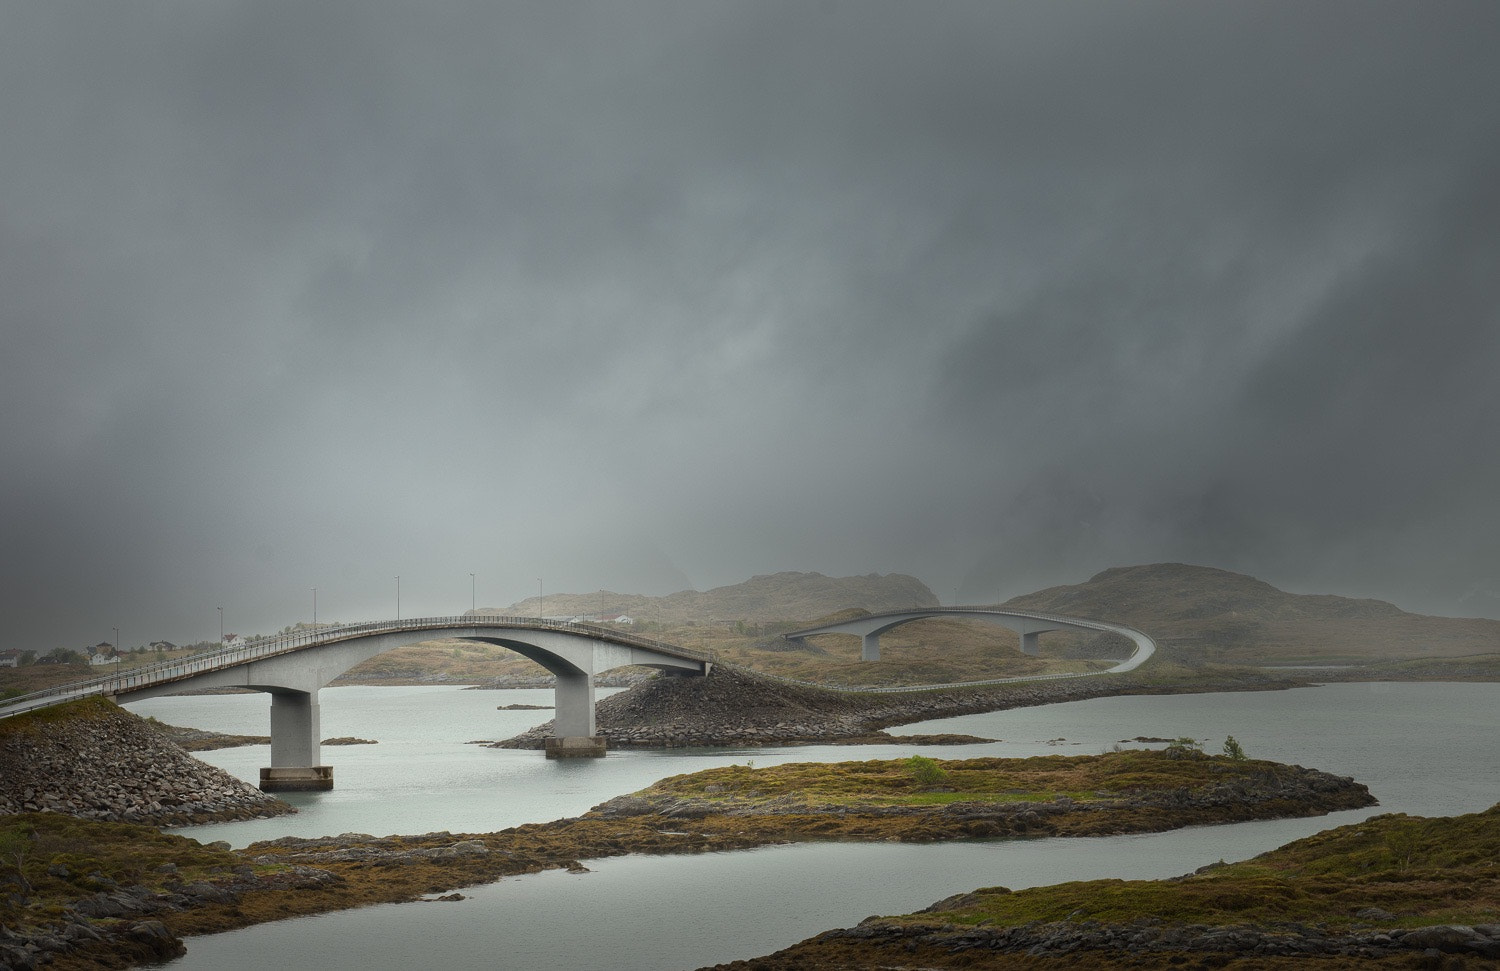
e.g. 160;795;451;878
1;744;1374;971
706;803;1500;969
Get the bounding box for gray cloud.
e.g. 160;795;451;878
3;1;1499;652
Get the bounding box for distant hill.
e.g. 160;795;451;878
1003;563;1500;662
486;572;938;626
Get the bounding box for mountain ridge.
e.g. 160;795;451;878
489;570;939;625
1003;562;1500;661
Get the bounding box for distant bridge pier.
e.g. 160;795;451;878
1020;630;1041;657
862;632;882;662
261;689;333;792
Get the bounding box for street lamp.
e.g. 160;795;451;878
395;576;401;621
312;587;318;627
113;626;119;654
217;606;223;643
470;573;476;614
537;578;543;621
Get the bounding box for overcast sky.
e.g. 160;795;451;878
4;1;1499;652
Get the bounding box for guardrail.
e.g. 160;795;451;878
781;605;1157;683
0;616;715;720
785;605;1131;638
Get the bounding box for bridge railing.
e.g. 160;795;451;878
781;605;1156;675
784;605;1129;638
0;615;714;719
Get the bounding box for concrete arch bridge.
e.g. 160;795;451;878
783;606;1155;672
0;616;712;789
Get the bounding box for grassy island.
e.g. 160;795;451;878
2;749;1375;970
711;803;1500;969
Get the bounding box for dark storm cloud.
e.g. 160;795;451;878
3;1;1499;653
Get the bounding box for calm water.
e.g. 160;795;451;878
128;682;1499;971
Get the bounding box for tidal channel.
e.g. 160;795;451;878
127;681;1498;971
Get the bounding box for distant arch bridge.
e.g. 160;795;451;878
0;616;712;789
784;606;1155;671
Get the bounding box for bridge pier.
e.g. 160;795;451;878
1020;631;1041;657
861;632;881;662
546;670;606;759
260;689;333;791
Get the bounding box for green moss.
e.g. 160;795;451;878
0;695;119;736
0;812;245;929
892;803;1500;933
631;750;1308;812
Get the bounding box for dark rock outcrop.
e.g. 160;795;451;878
492;664;1294;749
0;698;292;825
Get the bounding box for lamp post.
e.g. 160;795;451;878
312;587;317;627
395;576;400;621
113;626;119;655
217;606;223;644
470;573;476;614
537;578;543;621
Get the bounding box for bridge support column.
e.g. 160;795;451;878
546;670;605;759
1020;631;1041;657
260;690;333;791
861;632;881;662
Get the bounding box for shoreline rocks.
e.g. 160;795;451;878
492;664;1302;750
722;917;1500;968
0;698;293;826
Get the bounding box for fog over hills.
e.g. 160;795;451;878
491;571;939;625
1004;563;1500;662
486;562;1499;665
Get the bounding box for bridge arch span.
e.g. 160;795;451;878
2;616;712;789
784;607;1154;669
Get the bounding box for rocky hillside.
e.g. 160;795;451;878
1003;563;1500;662
0;698;292;825
484;571;938;625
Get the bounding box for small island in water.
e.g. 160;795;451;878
2;737;1377;970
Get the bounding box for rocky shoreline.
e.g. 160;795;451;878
491;663;1304;749
712;916;1500;968
0;699;292;827
0;847;341;971
0;748;1378;971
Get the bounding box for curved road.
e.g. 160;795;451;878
782;606;1156;693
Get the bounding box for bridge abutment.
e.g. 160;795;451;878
261;689;333;791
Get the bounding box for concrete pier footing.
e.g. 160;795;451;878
544;736;607;759
259;766;334;791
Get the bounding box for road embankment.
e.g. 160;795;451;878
0;698;291;826
492;663;1305;749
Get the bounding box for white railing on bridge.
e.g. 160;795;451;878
0;615;715;720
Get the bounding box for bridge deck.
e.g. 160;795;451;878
0;616;713;720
